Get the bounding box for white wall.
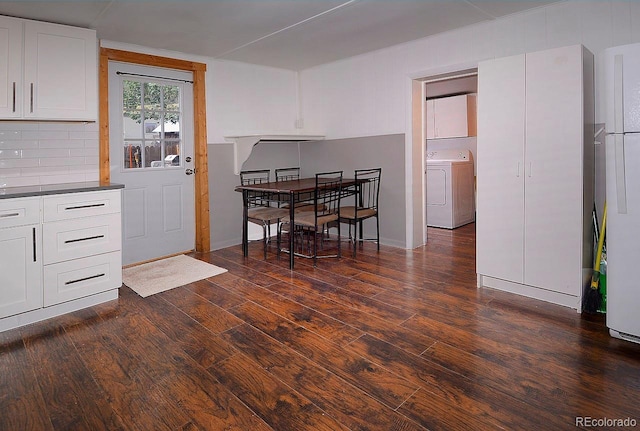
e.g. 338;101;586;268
301;1;640;139
207;60;300;143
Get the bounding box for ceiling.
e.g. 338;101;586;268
0;0;561;71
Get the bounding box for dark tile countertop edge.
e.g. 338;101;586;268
0;182;125;199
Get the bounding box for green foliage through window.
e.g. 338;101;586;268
122;80;180;124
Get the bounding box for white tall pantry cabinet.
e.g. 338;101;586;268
476;45;594;310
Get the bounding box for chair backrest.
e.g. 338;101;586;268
314;171;343;222
240;169;270;185
354;168;382;211
275;167;301;182
240;169;271;208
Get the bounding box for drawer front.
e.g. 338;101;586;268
0;197;41;228
43;251;122;307
43;213;122;264
43;190;121;222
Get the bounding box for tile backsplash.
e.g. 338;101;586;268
0;121;99;188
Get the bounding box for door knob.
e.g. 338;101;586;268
185;169;194;175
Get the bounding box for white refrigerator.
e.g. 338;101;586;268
604;42;640;344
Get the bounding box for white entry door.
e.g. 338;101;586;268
109;62;195;265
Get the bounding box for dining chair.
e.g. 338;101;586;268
339;168;381;257
275;166;301;182
280;171;343;266
239;169;289;259
275;166;321;212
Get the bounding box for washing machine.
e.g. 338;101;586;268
426;149;475;229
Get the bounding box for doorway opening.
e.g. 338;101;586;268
411;67;478;245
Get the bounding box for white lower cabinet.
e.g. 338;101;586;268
0;188;122;332
0;224;42;318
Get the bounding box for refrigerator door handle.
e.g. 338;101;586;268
614;134;628;214
614;54;624;133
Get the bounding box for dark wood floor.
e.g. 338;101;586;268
1;223;639;430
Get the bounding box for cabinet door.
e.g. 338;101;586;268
524;45;584;294
0;225;42;319
23;21;97;120
434;95;469;138
0;16;23;118
476;54;526;283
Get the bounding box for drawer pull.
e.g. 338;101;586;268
0;212;20;218
65;273;106;285
64;234;105;244
65;203;106;211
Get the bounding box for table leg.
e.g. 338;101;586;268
242;190;249;257
289;191;295;269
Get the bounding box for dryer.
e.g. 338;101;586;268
426;149;475;229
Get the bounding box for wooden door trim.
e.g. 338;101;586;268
99;47;210;252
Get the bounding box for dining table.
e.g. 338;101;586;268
235;177;357;269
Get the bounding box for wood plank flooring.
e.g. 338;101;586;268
1;223;639;430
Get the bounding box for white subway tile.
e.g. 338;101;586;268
39;173;86;185
21;130;70;140
0;168;22;177
84;171;99;181
69;131;99;140
0;158;39;168
39;157;86;167
21;166;69;176
38;139;86;149
0;149;21;159
83;122;99;132
0;176;40;188
22;148;70;158
0;131;21;139
38;122;84;131
0;122;38;132
0;139;38;149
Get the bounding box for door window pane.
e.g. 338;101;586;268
121;79;183;171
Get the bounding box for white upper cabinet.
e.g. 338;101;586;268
0;15;97;121
0;16;23;118
426;94;477;139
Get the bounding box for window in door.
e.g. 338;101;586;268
121;80;182;170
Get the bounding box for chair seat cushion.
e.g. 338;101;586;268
340;206;377;220
248;206;289;222
291;212;338;228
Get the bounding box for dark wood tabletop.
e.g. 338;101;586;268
235;177;355;194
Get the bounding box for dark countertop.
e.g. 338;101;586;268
0;182;124;199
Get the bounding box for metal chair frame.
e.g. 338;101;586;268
279;171;343;266
339;168;381;257
239;169;288;259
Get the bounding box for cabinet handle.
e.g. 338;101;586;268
12;82;16;113
0;212;20;218
32;227;36;262
527;162;532;178
65;273;105;286
516;162;520;177
64;203;106;211
64;234;105;244
30;83;33;113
